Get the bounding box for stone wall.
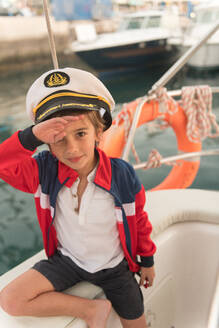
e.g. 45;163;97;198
0;16;117;74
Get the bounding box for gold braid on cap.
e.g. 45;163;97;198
33;91;111;117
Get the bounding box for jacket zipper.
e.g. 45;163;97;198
46;177;70;256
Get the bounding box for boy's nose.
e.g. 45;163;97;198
65;139;78;155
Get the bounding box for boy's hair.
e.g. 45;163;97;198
47;109;105;133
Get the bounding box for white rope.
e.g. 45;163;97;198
143;149;162;169
114;103;141;163
114;104;130;140
144;85;219;169
142;87;178;169
143;149;177;170
116;86;219;170
155;87;178;115
181;85;219;143
114;96;177;167
42;0;59;69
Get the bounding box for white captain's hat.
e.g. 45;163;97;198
26;67;115;130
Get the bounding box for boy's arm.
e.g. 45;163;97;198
0;127;42;193
139;266;155;288
135;184;156;267
134;183;156;288
0;115;83;192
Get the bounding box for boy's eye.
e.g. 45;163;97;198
77;131;86;137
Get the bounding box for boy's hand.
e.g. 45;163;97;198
32;115;83;144
139;266;155;288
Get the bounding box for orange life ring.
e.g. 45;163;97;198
99;98;202;191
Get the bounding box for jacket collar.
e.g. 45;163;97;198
57;148;112;190
94;147;111;190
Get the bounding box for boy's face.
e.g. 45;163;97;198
49;114;102;177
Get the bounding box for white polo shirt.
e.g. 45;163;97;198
54;166;124;273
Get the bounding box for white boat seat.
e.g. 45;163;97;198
146;189;219;238
0;188;218;327
0;253;103;328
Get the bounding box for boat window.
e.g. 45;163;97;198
195;10;214;24
144;16;161;28
118;17;145;30
118;15;161;31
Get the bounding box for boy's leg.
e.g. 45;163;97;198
120;314;147;328
94;259;146;328
0;269;111;328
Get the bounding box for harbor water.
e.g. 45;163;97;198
0;61;219;275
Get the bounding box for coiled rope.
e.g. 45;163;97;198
155;87;178;115
116;86;219;170
145;85;219;169
114;103;141;163
181;85;219;142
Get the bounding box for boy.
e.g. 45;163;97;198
0;68;156;328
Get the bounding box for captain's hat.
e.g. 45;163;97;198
26;67;115;130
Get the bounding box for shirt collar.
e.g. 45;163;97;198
57;148;112;190
87;162;98;182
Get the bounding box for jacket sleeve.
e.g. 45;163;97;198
0;127;43;193
135;184;156;267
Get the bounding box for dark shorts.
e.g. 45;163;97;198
33;251;144;320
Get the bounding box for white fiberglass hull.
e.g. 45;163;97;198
0;189;218;327
146;221;218;328
182;43;219;69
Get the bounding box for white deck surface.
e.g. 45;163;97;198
0;189;219;327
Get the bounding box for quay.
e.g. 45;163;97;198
0;16;116;75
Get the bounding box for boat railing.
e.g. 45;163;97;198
121;86;219;165
122;21;219;164
148;20;219;95
122;87;219;170
133;149;219;171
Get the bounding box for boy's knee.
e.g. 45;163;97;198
0;287;23;316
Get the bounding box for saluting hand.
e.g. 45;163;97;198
32;115;84;144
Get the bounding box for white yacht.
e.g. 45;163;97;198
169;0;219;69
70;10;180;72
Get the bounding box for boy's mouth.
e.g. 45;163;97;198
67;156;83;163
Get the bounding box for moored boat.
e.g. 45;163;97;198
168;0;219;69
70;10;180;72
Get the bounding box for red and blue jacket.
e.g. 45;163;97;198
0;127;156;272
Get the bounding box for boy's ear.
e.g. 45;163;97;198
95;129;103;148
96;128;104;143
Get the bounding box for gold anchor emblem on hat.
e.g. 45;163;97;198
44;72;69;87
47;73;67;87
